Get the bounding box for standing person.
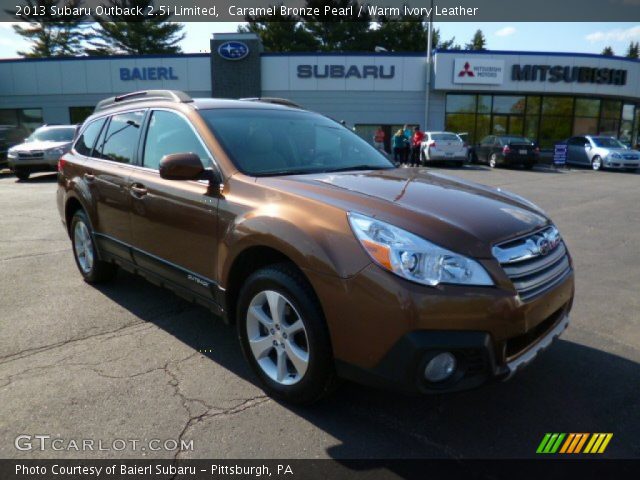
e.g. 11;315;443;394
392;129;406;166
411;125;425;166
402;124;412;164
373;126;386;153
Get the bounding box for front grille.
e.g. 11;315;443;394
18;151;44;159
493;226;572;302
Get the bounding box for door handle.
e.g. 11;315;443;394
130;184;148;198
83;173;95;182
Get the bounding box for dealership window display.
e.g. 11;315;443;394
446;94;638;148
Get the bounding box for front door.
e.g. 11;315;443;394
128;109;219;301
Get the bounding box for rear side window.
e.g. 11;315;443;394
74;118;105;157
95;110;145;164
142;110;211;170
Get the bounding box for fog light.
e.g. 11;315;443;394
424;352;457;382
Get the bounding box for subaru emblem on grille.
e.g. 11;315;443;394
536;237;551;256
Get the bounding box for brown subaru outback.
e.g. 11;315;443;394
57;90;574;403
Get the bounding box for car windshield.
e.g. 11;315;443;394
592;137;625;148
200;108;394;176
431;133;460;141
27;127;76;143
501;136;532;144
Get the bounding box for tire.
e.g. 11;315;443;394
488;153;498;168
236;263;337;404
70;210;117;284
14;168;30;181
591;155;603;171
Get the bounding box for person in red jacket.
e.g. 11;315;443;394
411;126;425;166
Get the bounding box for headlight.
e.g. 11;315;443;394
611;152;621;159
348;212;494;287
7;150;17;158
47;148;65;157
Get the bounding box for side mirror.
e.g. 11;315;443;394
159;153;205;181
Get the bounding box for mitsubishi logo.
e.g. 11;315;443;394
458;62;475;77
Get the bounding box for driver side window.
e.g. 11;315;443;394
143;110;211;170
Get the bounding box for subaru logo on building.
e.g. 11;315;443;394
218;41;249;61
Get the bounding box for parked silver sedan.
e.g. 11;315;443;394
566;135;640;171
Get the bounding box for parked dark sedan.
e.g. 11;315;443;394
471;135;539;169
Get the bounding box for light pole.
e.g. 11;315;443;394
424;0;434;131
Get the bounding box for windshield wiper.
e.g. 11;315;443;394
323;164;393;173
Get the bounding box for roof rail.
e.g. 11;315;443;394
239;97;303;109
94;90;193;112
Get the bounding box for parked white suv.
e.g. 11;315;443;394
420;132;467;166
7;125;78;180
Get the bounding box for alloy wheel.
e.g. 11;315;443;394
489;154;497;168
592;156;602;171
73;220;94;274
245;290;309;385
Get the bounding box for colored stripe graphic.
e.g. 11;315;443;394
537;433;613;454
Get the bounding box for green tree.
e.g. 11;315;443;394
238;5;320;52
88;0;184;55
601;46;615;56
8;0;90;57
303;0;375;51
465;29;486;50
373;21;458;52
625;41;639;59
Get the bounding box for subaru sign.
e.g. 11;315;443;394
218;41;250;61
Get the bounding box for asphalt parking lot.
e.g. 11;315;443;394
0;165;638;460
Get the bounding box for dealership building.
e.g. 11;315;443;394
1;32;640;150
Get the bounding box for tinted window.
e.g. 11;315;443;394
96;111;144;164
500;136;531;144
143;111;211;170
480;136;494;145
201;108;393;176
74;119;105;157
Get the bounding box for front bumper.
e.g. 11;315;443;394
306;258;574;394
8;156;58;171
603;157;639;169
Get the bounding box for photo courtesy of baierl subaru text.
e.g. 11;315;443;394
0;0;639;479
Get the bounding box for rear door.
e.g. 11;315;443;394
87;110;146;257
128;109;219;301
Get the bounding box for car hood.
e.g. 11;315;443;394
10;140;71;152
264;168;550;259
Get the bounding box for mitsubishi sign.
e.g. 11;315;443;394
453;58;505;85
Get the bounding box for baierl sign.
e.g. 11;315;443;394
453;58;505;85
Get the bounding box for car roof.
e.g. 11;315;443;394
191;98;300;111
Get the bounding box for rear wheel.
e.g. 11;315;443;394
14;168;30;181
591;155;603;171
70;210;117;283
488;153;498;168
237;264;337;404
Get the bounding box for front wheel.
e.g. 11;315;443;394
70;210;117;283
14;168;30;181
591;155;603;171
237;264;337;404
488;153;498;168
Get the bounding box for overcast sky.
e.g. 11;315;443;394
1;22;639;58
